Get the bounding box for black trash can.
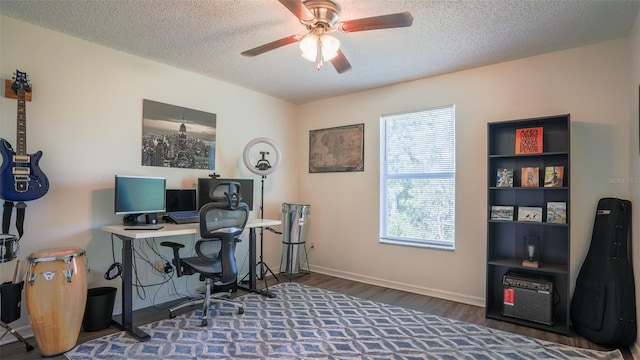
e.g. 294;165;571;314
82;287;116;332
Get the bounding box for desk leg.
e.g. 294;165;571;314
237;228;275;298
113;235;151;342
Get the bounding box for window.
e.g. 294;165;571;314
380;105;456;250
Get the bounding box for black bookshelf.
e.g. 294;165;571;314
486;114;570;335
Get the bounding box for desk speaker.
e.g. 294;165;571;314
502;272;553;325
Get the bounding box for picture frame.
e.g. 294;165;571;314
491;206;514;221
496;168;513;187
521;167;539;187
518;206;543;222
543;166;564;187
141;99;216;169
547;201;567;224
309;123;364;173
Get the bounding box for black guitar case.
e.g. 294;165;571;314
570;198;636;346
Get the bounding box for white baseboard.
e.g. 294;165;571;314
309;265;485;308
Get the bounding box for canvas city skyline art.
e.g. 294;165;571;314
141;99;216;170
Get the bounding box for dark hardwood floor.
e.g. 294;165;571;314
0;272;632;359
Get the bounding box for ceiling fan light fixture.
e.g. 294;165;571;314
299;34;340;63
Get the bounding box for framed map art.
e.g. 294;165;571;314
309;123;364;173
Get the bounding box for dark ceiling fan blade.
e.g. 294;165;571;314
337;12;414;33
330;49;352;74
278;0;314;21
241;35;301;57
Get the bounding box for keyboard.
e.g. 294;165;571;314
124;224;164;230
165;211;199;224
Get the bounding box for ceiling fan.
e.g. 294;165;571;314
241;0;414;74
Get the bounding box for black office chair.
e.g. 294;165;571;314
161;182;248;326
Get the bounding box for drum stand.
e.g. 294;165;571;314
0;320;34;352
0;281;33;352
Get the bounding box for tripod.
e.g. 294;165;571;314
255;175;279;283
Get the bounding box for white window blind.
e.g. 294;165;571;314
380;105;456;250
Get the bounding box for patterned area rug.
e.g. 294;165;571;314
65;282;623;359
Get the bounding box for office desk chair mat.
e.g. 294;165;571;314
65;283;622;360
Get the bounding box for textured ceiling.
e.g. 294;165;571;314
1;0;639;104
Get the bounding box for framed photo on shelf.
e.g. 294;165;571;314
547;202;567;223
518;206;543;222
544;166;564;187
496;168;513;187
491;206;514;221
521;167;539;187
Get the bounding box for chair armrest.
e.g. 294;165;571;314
160;241;185;277
160;241;184;250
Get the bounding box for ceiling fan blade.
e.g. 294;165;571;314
278;0;314;21
241;35;301;57
330;49;352;74
337;12;414;33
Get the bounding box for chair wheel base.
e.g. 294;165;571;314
201;319;208;327
238;307;244;315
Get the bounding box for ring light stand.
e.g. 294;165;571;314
241;137;281;288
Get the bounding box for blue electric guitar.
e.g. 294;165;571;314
0;70;49;201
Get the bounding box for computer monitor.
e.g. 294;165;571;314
114;175;166;225
165;189;197;212
197;178;254;211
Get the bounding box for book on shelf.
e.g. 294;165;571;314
521;167;539;187
518;206;543;222
491;206;514;221
547;202;567;223
496;168;513;187
544;166;564;187
515;126;543;154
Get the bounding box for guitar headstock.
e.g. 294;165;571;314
11;70;32;94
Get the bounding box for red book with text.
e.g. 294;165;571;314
515;127;543;154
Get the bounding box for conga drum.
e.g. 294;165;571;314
25;247;87;356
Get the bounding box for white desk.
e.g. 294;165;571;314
102;218;281;341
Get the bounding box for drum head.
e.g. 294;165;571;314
28;247;84;260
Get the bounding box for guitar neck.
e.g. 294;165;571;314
16;88;26;156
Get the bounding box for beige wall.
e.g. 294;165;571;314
298;39;632;306
628;7;640;359
0;15;299;331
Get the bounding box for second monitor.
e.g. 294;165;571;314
197;178;254;211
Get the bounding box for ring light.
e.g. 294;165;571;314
243;137;281;176
242;137;282;282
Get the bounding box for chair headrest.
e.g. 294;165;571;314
209;181;242;209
